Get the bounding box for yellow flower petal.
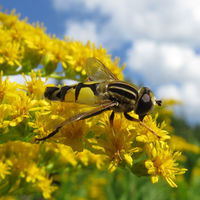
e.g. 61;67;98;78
151;175;159;184
124;153;133;166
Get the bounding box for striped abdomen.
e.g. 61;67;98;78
44;82;101;106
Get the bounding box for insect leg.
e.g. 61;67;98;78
35;102;117;142
109;111;115;127
124;112;160;139
35;127;62;141
109;111;116;136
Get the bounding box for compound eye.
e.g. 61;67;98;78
142;93;151;103
135;93;154;118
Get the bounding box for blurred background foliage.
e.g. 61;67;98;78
0;9;199;200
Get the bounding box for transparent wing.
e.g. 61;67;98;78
85;57;118;81
35;101;117;141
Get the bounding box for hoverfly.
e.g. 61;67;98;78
35;57;162;141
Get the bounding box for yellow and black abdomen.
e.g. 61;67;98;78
44;82;101;106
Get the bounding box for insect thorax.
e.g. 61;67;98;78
97;81;138;113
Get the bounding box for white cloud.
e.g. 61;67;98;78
157;83;200;107
157;85;181;101
65;21;101;46
7;75;25;84
7;75;56;85
157;83;200;123
53;0;200;47
127;40;200;86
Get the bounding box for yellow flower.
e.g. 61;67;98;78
58;120;86;151
45;38;70;68
0;27;12;46
9;21;26;42
0;71;19;102
32;101;89;143
30;102;68;140
62;39;124;79
1;142;40;174
37;177;57;199
0;73;8;101
0;42;21;67
89;112;142;171
30;111;62;140
23;70;48;99
45;142;78;167
0;10;124;81
26;164;45;183
0;73;35;128
136;114;170;143
8;92;37;126
0;104;12;128
0;158;12;180
0;141;66;199
170;135;200;154
145;141;187;187
24;26;50;55
77;149;106;169
0;10;19;28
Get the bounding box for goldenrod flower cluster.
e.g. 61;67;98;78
0;9;123;80
0;9;188;199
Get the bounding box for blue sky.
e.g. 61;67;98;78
2;0;200;124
